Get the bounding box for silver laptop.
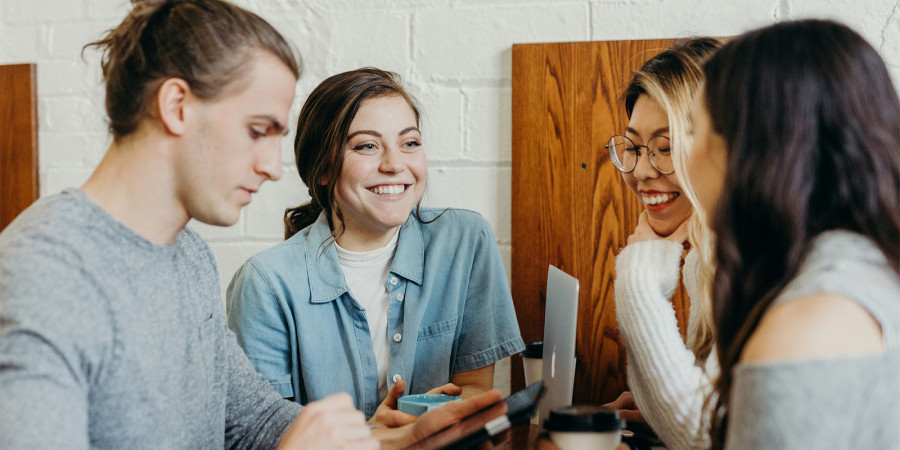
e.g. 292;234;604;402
538;265;579;423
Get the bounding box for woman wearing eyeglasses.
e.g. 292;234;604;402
603;38;722;450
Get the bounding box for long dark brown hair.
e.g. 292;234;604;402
284;68;422;241
703;20;900;448
84;0;300;140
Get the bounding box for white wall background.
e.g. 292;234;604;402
2;0;898;396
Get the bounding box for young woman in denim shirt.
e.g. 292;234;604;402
226;68;525;425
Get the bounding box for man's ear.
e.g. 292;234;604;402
156;78;191;136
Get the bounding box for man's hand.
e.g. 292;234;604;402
373;389;506;449
277;392;378;450
602;391;644;425
370;380;464;428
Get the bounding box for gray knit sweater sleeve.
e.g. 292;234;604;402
726;231;900;449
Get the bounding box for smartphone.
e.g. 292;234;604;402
406;381;545;450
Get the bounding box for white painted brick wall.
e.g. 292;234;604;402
3;0;899;397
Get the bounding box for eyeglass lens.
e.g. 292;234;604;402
608;135;673;173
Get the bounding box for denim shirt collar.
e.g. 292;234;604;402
304;212;425;303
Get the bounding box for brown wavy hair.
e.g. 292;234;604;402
284;68;422;241
702;20;900;448
84;0;300;140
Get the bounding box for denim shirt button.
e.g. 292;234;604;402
389;277;399;286
395;293;404;302
393;333;402;342
392;373;402;383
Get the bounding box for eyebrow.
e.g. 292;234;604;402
625;126;669;138
251;115;289;136
347;126;420;140
347;129;381;140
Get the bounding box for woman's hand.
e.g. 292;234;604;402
602;391;645;425
369;380;464;428
372;389;505;448
627;211;690;248
277;392;378;450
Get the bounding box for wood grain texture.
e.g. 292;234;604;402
0;64;39;232
511;40;691;404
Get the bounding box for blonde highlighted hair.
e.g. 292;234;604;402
623;37;723;363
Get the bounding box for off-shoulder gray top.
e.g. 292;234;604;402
726;230;900;449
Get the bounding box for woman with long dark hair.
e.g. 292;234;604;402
689;20;900;448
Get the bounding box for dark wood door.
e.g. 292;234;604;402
510;39;690;404
1;63;39;232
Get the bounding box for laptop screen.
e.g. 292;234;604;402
538;265;579;424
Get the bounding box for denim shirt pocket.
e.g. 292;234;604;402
417;315;458;341
413;315;458;391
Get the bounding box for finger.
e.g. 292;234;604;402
637;210;649;224
667;217;691;244
628;211;662;245
620;391;637;409
537;437;563;450
426;383;462;396
618;409;644;424
421;399;508;444
329;419;374;441
434;389;503;419
376;409;419;427
383;379;406;410
310;392;356;412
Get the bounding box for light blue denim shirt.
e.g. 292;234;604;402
226;208;524;418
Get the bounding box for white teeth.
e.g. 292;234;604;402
371;185;406;196
642;192;679;205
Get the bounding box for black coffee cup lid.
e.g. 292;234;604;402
543;405;624;432
522;341;543;358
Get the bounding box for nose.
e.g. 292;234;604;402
632;150;660;181
379;145;405;174
256;139;283;181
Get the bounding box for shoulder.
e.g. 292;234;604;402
0;198;114;344
415;207;492;235
229;235;314;299
245;235;311;274
741;293;884;364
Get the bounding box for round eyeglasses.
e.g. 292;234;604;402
606;135;674;175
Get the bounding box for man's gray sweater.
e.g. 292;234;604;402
0;189;301;449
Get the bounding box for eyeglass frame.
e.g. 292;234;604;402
605;134;675;175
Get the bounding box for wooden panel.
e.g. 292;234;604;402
511;40;691;404
0;64;39;232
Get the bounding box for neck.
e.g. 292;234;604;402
82;131;188;246
333;217;401;252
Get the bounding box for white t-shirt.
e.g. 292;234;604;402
335;231;399;400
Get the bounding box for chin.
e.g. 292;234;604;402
194;209;241;228
646;216;679;237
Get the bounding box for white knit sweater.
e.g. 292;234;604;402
614;240;719;450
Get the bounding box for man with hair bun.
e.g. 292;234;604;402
0;0;502;448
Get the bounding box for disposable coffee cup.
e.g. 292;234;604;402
521;341;543;385
521;341;543;424
544;405;624;450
